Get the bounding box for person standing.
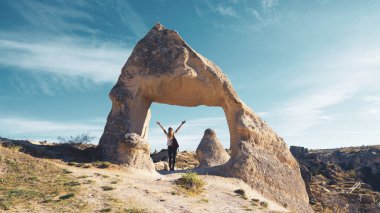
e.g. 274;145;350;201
156;121;186;171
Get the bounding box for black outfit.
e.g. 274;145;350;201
168;145;177;171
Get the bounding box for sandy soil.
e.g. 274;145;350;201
50;160;288;213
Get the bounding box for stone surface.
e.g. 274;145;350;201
150;149;168;163
98;23;311;212
100;133;154;171
154;161;169;171
196;129;229;168
290;145;380;212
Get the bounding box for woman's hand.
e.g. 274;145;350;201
182;120;186;124
156;121;161;125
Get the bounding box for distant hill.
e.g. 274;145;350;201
290;145;380;212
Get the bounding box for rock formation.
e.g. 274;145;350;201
154;161;169;171
196;129;229;168
98;23;311;212
150;149;169;163
290;145;380;212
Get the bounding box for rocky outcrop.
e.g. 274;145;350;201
150;149;168;163
154;161;169;171
196;129;229;168
100;133;154;171
98;23;311;212
290;145;380;212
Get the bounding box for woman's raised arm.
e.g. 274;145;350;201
175;120;186;133
156;121;167;134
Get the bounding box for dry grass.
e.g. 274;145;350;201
174;172;205;195
175;151;199;169
92;161;112;168
0;146;87;211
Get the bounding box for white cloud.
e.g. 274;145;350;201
195;6;203;18
0;37;130;84
0;116;231;151
246;8;263;21
261;0;279;12
205;1;239;18
213;5;239;17
8;0;96;35
114;0;149;38
269;44;380;137
362;96;380;116
148;117;230;151
0;116;105;142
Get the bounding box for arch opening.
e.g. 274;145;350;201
148;103;230;152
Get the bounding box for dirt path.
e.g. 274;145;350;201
51;160;288;213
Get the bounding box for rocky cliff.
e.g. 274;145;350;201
290;145;380;212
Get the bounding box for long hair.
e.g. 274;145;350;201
167;127;174;138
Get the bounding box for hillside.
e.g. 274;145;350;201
290;146;380;212
0;139;287;213
2;137;380;212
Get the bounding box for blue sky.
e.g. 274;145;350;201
1;0;379;151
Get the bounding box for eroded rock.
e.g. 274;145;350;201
98;23;311;212
196;129;229;168
154;161;169;171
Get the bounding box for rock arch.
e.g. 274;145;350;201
98;23;312;212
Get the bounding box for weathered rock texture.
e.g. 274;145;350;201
98;23;311;212
291;145;380;212
196;129;230;168
154;161;169;171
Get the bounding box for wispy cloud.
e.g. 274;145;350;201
0;115;230;151
0;116;105;142
246;8;263;21
0;37;130;84
213;5;239;17
115;0;149;38
0;0;147;95
204;1;239;18
261;0;279;12
148;117;230;151
8;0;95;35
269;44;380;137
195;6;203;18
362;96;380;116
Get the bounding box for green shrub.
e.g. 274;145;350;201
175;172;205;195
59;193;74;200
260;201;268;208
92;161;112;168
124;207;148;213
57;133;95;145
101;186;115;191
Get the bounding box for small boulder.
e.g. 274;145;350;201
154;161;169;171
196;129;230;168
150;149;168;163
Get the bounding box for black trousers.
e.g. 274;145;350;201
168;146;177;170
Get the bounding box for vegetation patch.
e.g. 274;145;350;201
260;201;268;208
59;193;74;200
234;189;248;199
124;207;149;213
0;147;86;211
57;132;95;145
101;186;115;191
62;169;73;174
92;161;112;168
197;198;209;204
174;172;205;195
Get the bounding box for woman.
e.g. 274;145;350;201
156;121;186;171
